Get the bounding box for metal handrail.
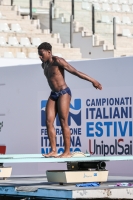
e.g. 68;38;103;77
11;0;13;6
49;1;53;33
30;0;32;19
72;0;74;19
70;15;73;47
92;4;95;35
113;17;116;49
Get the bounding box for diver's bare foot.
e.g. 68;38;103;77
42;151;58;158
56;152;72;158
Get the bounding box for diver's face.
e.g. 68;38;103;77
38;49;51;62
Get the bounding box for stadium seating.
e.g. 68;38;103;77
0;11;5;19
31;38;42;47
119;0;128;4
0;0;133;59
82;2;91;10
101;15;111;23
112;4;121;11
100;0;108;3
115;16;121;24
121;4;130;12
8;37;19;46
122;16;131;24
20;37;31;47
102;3;111;11
28;52;39;59
16;52;27;59
0;23;10;32
93;3;101;10
122;29;133;37
0;1;83;60
11;23;22;32
129;0;133;4
109;0;118;4
4;51;14;58
0;36;6;46
53;53;62;57
55;0;133;57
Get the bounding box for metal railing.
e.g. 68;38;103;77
49;1;53;33
72;0;74;19
70;15;74;47
92;4;95;35
29;0;32;19
113;17;116;49
11;0;13;6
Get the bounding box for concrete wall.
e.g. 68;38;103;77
72;32;114;59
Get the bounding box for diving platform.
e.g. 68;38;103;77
0;153;133;184
0;154;133;163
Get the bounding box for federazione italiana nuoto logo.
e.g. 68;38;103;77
41;99;81;127
40;99;82;154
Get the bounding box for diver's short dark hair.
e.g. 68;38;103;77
38;42;52;51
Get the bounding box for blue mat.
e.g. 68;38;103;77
76;182;100;187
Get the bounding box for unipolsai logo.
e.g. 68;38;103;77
0;121;3;132
41;99;81;127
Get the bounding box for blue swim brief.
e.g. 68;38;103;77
50;87;71;101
